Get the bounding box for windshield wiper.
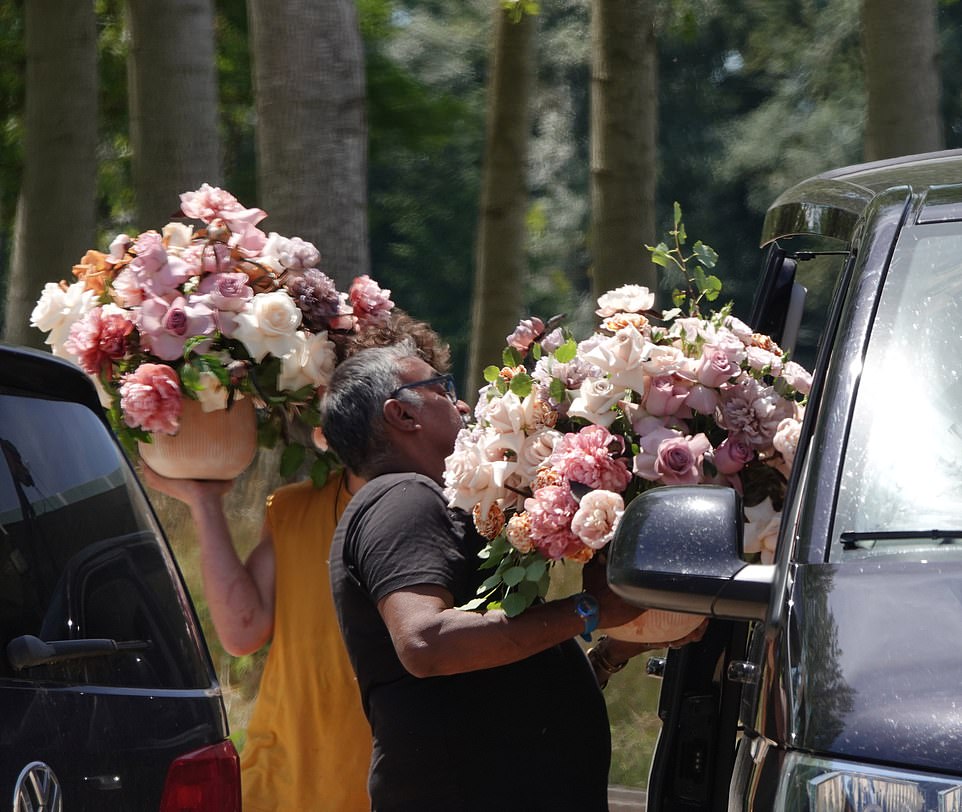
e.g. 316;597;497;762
6;634;151;670
840;529;962;550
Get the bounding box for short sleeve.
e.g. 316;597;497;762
343;476;480;605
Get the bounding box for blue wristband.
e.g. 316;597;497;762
573;592;600;642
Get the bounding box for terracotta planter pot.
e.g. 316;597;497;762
601;608;705;644
138;396;257;480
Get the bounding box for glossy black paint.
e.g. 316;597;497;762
623;150;962;811
0;343;231;810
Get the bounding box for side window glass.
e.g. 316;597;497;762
0;393;209;688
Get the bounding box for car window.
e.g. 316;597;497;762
0;391;210;688
831;220;962;560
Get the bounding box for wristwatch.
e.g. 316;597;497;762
573;592;600;642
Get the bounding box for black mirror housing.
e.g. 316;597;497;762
607;485;774;622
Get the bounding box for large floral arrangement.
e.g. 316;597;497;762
30;184;393;481
443;205;811;616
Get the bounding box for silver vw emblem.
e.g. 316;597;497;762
12;761;61;812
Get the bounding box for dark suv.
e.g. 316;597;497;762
610;149;962;811
0;344;239;811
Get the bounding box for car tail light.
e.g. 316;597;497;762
159;740;241;812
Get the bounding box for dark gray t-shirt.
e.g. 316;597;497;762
330;472;611;812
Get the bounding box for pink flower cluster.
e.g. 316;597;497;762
443;281;811;573
32;185;394;445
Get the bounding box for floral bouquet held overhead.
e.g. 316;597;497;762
443;204;811;642
31;184;393;483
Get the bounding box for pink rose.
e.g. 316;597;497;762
654;433;711;485
571;490;625;549
712;433;755;475
65;306;135;376
548;424;632;492
643;374;691;417
120;363;182;434
506;317;545;353
524;485;582;560
179;184;267;231
685;383;720;415
138;295;216;361
198;272;255;312
696;345;740;388
780;361;812;395
349;275;394;328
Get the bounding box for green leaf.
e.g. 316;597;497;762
692;240;719;270
502;347;522;368
502;566;526;587
549;378;566;403
553;338;577;363
702;275;723;301
524;558;548;581
673;201;682;226
280;443;306;477
483;365;501;383
531;342;542;361
457;597;487;612
310;456;332;488
478;573;504;594
501;592;532;617
647;242;671;268
517;579;540;601
509;373;533;398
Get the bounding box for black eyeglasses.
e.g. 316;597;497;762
390;373;458;404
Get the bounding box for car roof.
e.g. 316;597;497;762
0;342;107;418
760;148;962;246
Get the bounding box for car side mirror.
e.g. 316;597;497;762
606;485;774;622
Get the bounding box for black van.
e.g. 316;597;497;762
0;344;239;811
609;149;962;812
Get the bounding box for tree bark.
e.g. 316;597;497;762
126;0;222;227
466;7;535;396
247;0;369;286
589;0;658;299
862;0;943;161
3;0;98;347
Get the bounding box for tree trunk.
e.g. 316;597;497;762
589;0;658;299
466;6;535;396
862;0;943;161
3;0;98;347
247;0;369;286
126;0;222;227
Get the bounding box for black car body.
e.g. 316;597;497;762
0;345;240;810
609;149;962;811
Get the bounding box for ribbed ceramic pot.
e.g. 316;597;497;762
138;396;257;480
601;608;705;644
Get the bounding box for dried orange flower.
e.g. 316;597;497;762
473;502;506;539
506;512;535;554
72;250;112;294
602;312;650;334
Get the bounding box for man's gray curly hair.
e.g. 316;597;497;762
319;340;423;478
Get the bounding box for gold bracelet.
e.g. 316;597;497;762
588;635;628;676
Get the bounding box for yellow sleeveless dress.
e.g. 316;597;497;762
240;472;371;811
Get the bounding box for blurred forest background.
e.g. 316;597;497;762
2;0;961;789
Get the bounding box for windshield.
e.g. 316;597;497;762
832;220;962;560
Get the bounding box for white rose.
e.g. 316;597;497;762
230;291;303;361
780;360;812;395
595;284;656;317
259;232;321;272
477;391;526;435
517;428;562;482
641;344;687;376
443;428;517;514
724;315;755;344
745;345;783;376
743;498;782;564
772;416;802;471
30;281;96;357
582;325;650;394
568;376;624;427
571;490;625;549
162;222;194;248
195;371;244;413
277;330;337;392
